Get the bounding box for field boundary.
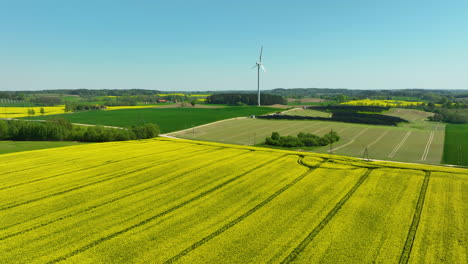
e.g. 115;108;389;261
46;155;287;263
162;157;327;263
398;171;431;264
281;168;375;263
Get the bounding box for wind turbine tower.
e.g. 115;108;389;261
251;46;266;106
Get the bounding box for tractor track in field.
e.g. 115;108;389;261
281;167;375;263
0;150;254;240
399;170;431;264
162;156;328;264
0;146;208;191
388;131;412;158
420;131;435;161
0;147;227;211
329;128;369;152
46;155;288;264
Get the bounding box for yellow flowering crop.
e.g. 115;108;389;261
342;99;424;107
0;138;465;263
0;106;66;118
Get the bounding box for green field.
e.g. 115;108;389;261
0;141;83;155
172;109;445;165
0;138;465;263
443;124;468;166
23;107;281;133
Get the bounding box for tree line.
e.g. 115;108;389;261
265;130;340;148
309;105;390;113
206;93;286;106
428;108;468;124
258;112;407;126
0;119;159;142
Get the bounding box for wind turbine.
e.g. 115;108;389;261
251;46;266;106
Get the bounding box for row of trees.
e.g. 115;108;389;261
428;109;468;124
64;103;106;112
258;112;407;126
0;119;159;142
309;105;390;113
206;93;286;106
265;131;340;148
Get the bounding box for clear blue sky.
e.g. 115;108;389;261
1;0;467;91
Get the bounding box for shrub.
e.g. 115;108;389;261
264;131;339;148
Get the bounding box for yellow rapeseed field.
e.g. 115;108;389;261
0;138;465;263
0;106;66;118
0;105;166;118
342;99;424;107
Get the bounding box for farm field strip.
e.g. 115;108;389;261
0;139;181;175
0;138;466;263
399;171;430;264
408;172;467;264
0;146;234;209
161;158;325;263
181;118;250;137
329;128;369;152
0;152;282;258
443;124;468;166
220;121;306;142
420;132;435;161
0;149;257;237
392;131;441;164
68;156;318;263
175;115;446;165
32;155;290;264
246;122;324;144
0;143;207;191
281;168;374;263
23;107;282;133
389;131;412;158
287;168;426;263
0;145;224;206
0;142;211;193
365;130;389;150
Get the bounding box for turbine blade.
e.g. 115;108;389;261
261;64;266;72
251;64;257;69
259;46;263;62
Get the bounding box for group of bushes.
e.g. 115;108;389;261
65;103;107;112
0;119;159;142
265;130;340;148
